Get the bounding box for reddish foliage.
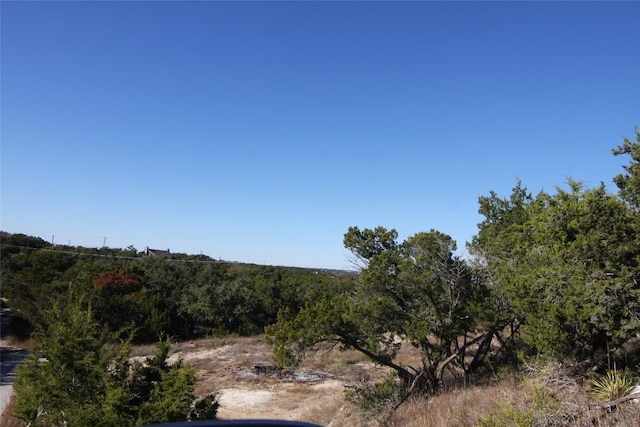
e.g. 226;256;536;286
93;270;141;296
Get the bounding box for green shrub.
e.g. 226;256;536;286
345;373;400;414
13;292;218;426
479;363;586;427
478;400;535;427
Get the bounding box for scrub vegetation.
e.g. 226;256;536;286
2;128;640;426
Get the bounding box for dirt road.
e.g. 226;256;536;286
0;337;27;416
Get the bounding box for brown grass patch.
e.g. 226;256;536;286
384;364;640;427
0;395;27;427
387;380;520;427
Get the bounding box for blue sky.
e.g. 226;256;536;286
2;1;639;269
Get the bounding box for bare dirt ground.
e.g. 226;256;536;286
2;334;421;426
134;335;407;426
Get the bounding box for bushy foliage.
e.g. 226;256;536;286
613;127;640;209
267;227;509;397
0;239;353;342
478;363;579;427
12;292;218;426
93;269;141;296
470;177;640;363
345;373;400;415
478;400;535;427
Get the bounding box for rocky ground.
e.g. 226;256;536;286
152;336;395;426
1;330;406;426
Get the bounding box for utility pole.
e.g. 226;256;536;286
102;237;107;248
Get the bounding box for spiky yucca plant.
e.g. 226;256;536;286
590;369;635;403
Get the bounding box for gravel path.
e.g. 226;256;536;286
1;303;28;417
1;343;27;416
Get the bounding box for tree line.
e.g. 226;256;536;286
2;128;639;422
0;237;355;342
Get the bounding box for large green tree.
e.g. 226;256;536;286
267;226;509;395
470;176;640;364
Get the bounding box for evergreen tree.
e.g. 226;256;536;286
267;226;508;396
13;291;218;426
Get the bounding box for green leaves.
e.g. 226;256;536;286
13;293;218;426
590;369;636;403
344;226;399;261
613;127;640;209
472;140;640;363
266;295;361;366
268;225;502;396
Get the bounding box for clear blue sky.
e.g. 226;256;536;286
2;1;638;269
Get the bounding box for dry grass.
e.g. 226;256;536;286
303;385;346;426
383;363;640;427
4;336;640;426
387;382;517;427
0;395;26;427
